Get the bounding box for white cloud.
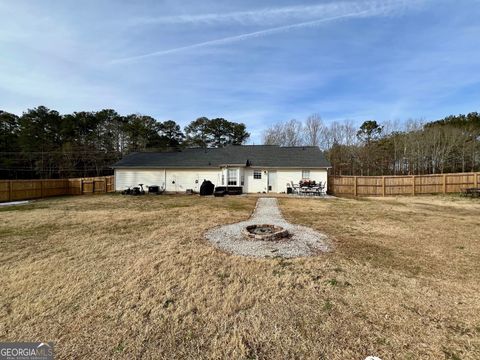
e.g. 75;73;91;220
112;0;420;63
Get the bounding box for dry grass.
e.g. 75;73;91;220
0;194;479;359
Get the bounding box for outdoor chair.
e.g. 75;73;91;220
291;182;300;195
318;181;326;195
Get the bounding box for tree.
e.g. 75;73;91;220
262;119;303;146
0;111;20;178
123;114;162;152
303;113;323;146
185;117;249;147
227;122;249;145
158;120;184;148
357;120;383;145
19;106;64;178
185;117;210;147
262;122;286;145
0;111;19;152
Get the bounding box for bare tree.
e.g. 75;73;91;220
283;119;303;146
262;119;303;146
262;123;285;145
303;113;323;146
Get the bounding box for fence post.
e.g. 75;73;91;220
412;175;416;196
475;173;478;188
354;176;358;196
443;174;447;194
80;179;83;195
40;180;44;198
382;176;386;197
8;180;12;202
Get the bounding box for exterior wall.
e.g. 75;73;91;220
115;169;166;191
166;169;221;192
115;167;328;193
245;168;329;193
244;168;268;193
115;168;221;192
276;169;328;193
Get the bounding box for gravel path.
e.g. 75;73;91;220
205;198;331;258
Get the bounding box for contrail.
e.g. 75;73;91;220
111;0;417;63
130;2;358;25
112;10;377;64
130;0;407;26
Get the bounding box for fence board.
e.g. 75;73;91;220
0;176;114;203
329;172;480;197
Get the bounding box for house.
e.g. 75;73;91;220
112;145;331;193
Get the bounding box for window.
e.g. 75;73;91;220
253;170;262;179
302;170;310;179
221;174;224;185
227;169;238;186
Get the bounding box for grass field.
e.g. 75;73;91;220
1;194;479;359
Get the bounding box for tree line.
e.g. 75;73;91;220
0;106;249;179
263;112;480;175
2;105;478;179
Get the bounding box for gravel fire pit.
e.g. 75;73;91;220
205;198;331;258
244;224;289;241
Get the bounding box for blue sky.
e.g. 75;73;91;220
1;0;479;142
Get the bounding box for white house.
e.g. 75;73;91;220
112;145;331;193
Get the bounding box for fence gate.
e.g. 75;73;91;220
80;178;108;194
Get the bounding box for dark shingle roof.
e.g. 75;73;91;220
112;145;331;168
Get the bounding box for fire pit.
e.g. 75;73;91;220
243;224;289;241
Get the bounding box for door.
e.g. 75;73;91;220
267;170;277;193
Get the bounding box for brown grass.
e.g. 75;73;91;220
0;194;479;359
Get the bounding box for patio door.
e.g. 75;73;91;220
267;170;277;193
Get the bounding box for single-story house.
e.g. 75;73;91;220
112;145;331;193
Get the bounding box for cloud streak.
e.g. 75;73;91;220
113;0;413;63
130;0;411;26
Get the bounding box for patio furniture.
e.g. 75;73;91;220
300;186;311;196
318;181;326;195
290;182;300;195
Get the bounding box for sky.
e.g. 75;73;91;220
0;0;479;143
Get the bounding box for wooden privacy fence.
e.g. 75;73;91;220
328;172;480;197
0;176;114;202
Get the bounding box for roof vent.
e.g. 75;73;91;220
246;159;252;167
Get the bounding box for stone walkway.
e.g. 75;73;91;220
205;198;331;258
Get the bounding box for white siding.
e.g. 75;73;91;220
277;169;328;193
115;169;166;191
245;168;328;193
165;169;221;192
115;168;221;192
115;167;328;193
244;168;268;193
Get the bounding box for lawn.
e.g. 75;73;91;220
0;194;479;359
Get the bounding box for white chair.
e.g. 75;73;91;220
291;181;300;195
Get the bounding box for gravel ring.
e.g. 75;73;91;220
205;197;331;258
